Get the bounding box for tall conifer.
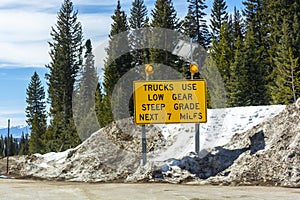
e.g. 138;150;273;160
150;0;183;74
243;25;268;105
210;0;228;40
228;36;248;106
186;0;210;48
26;72;47;154
45;0;83;151
103;0;132;96
73;39;99;139
270;13;300;104
129;0;150;66
102;1;132;124
242;0;270;104
94;83;106;127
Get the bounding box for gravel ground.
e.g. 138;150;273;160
0;179;299;200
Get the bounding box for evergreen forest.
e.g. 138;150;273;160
21;0;300;155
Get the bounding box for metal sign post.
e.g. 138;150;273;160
141;64;154;166
189;36;201;157
141;125;147;165
6;119;10;174
190;62;200;156
195;123;200;156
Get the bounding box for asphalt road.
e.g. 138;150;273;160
0;179;299;200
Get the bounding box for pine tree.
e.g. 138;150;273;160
242;0;270;105
8;135;14;156
228;36;248;106
150;0;184;74
244;0;269;61
151;0;179;29
270;15;299;104
291;2;300;59
228;24;267;107
13;137;19;155
210;0;228;40
243;0;259;27
272;48;298;104
186;0;210;48
102;0;133;125
103;0;132;96
226;7;244;54
289;2;300;101
73;39;99;140
243;25;268;105
45;0;83;152
210;22;234;99
129;0;149;30
4;137;8;157
19;132;26;155
129;0;149;66
95;83;105;127
182;0;210;79
26;72;47;154
232;7;244;42
242;0;268;58
25;133;29;154
74;39;97;114
202;57;227;108
183;8;197;39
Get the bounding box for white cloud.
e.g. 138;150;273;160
0;1;113;68
0;41;51;68
0;7;55;67
0;0;190;69
74;0;133;6
0;108;24;115
0;117;26;128
0;107;26;128
0;0;61;13
0;10;55;41
79;13;112;42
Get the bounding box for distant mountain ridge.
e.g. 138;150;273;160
0;125;30;138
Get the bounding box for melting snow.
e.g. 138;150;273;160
29;105;285;174
152;105;285;161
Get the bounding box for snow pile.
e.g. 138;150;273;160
11;104;299;187
150;105;284;161
144;103;299;187
13;119;164;182
206;103;300;187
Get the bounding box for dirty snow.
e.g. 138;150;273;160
12;104;291;185
32;105;285;165
152;105;285;161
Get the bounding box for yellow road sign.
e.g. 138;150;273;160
133;80;207;124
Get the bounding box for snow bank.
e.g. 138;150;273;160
152;105;285;161
144;104;299;187
12;104;299;188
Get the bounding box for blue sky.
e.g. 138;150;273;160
0;0;243;128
